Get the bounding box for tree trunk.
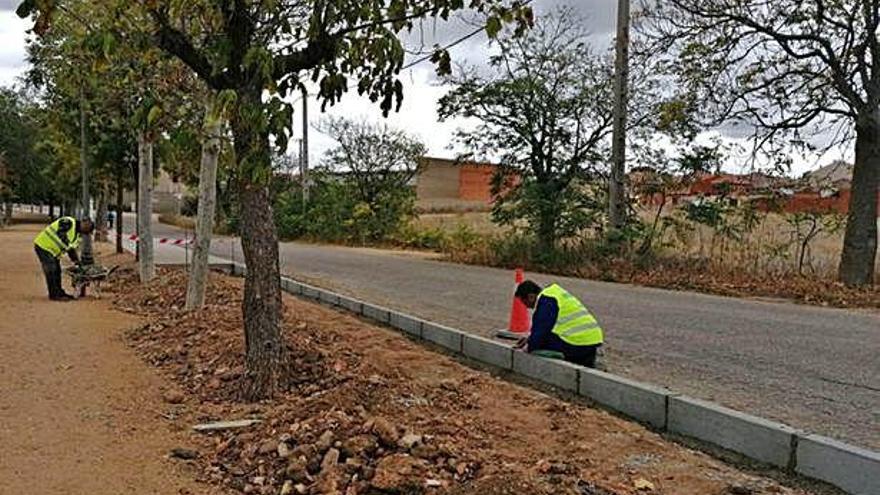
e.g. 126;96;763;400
133;159;140;262
839;113;880;286
186;102;223;310
2;201;11;226
95;186;108;242
137;132;155;283
79;87;94;266
232;90;285;401
537;209;558;253
116;171;124;254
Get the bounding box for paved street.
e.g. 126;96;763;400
121;214;880;450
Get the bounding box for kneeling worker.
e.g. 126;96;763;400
515;280;604;368
34;216;94;300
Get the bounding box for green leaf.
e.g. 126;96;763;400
147;105;163;126
15;0;36;19
486;16;502;38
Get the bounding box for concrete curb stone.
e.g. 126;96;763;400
389;311;424;338
318;289;340;306
795;433;880;495
512;352;579;392
232;262;247;277
421;322;464;353
337;296;364;315
579;368;672;430
668;395;797;468
462;334;514;370
362;303;391;324
300;284;321;300
280;277;301;295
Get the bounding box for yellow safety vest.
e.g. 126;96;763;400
34;217;80;258
539;284;604;347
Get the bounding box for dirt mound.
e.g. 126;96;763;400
104;265;813;495
112;266;342;404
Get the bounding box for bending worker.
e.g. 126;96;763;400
33;216;94;300
514;280;604;368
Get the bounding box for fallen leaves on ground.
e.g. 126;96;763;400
103;264;813;495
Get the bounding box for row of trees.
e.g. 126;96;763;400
7;0;877;400
13;0;533;400
436;3;878;286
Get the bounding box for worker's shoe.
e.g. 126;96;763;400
50;293;74;301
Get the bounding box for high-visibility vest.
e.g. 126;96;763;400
538;284;604;347
34;217;80;258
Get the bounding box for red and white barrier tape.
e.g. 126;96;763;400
109;230;193;245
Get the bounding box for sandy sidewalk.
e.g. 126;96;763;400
0;225;213;494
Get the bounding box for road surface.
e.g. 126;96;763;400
120;214;880;450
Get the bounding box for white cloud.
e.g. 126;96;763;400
289;66;479;164
0;11;28;87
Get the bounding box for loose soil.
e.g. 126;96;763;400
102;257;830;494
0;225;221;495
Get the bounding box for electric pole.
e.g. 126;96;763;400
608;0;631;230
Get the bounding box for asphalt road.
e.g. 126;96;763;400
121;214;880;450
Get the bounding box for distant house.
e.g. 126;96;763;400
415;157;504;212
775;161;879;216
802;160;853;189
632;169;786;208
122;169;188;213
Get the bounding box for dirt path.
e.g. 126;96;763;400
0;225;211;495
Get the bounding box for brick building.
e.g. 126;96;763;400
415;157;501;211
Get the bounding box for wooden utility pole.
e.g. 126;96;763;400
301;88;310;205
608;0;631;230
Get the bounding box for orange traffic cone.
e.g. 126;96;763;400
496;267;532;340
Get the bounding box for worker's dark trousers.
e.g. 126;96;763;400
565;345;599;368
35;246;64;298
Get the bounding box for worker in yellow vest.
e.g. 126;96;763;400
515;280;604;368
33;216;94;300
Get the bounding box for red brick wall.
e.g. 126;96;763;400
757;189;880;216
458;165;495;202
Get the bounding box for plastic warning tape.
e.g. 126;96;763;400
109;230;193;245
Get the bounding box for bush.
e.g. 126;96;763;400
272;172;416;245
179;194;199;217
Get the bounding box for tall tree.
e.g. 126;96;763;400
320;116;426;206
18;0;532;400
0;88;54;218
439;11;618;248
640;0;880;286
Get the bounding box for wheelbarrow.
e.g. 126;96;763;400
65;264;119;298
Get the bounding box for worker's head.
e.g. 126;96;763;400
77;218;95;235
515;280;543;309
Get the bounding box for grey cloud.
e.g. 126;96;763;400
0;1;18;12
402;1;617;81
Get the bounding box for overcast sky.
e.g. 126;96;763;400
0;1;848;176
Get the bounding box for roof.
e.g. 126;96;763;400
419;156;499;168
802;160;853;187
